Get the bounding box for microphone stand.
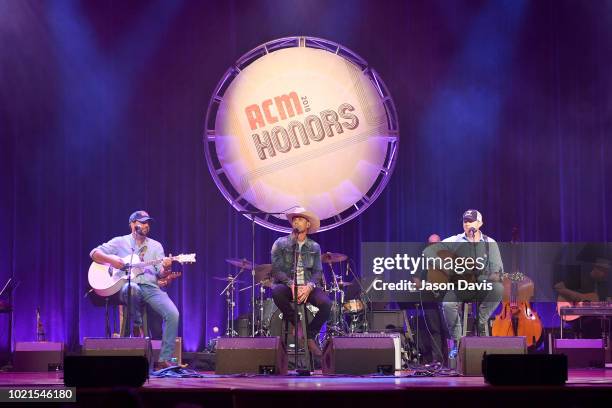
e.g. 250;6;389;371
126;247;135;337
238;208;298;337
468;228;479;337
291;232;311;372
293;239;300;370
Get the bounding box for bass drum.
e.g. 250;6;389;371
264;303;319;338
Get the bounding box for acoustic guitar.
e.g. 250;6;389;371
88;253;195;296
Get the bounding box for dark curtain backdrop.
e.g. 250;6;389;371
1;0;611;352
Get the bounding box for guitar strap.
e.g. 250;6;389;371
138;245;147;262
482;235;491;276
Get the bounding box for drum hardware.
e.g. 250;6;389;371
345;261;371;333
219;259;252;337
253;264;272;336
324;253;350;338
219;275;240;337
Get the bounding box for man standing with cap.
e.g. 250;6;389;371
431;209;503;359
90;210;179;370
270;207;331;356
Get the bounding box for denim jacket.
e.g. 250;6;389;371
271;235;323;286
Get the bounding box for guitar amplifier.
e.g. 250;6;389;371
366;310;405;332
14;342;64;372
151;337;182;365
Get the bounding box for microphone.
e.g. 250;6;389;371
292;227;299;234
469;227;476;238
135;225;146;236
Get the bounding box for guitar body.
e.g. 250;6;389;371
88;255;145;297
88;253;195;297
491;272;542;348
158;272;182;288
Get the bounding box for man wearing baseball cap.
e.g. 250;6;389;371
90;210;179;370
433;209;504;360
270;207;331;357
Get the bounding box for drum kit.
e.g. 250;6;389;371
217;251;371;341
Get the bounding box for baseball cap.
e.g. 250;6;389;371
129;210;153;223
462;209;482;223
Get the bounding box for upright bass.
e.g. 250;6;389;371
491;228;542;347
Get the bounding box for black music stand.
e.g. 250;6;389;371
0;278;18;366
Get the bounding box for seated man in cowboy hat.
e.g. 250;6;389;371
270;207;331;356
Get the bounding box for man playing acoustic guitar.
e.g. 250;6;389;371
425;209;504;360
90;210;179;370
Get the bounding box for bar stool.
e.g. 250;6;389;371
118;304;148;337
283;302;313;371
462;301;489;337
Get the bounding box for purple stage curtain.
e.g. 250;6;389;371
1;0;611;353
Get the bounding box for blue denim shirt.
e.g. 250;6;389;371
271;235;323;286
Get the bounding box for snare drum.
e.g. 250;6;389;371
342;299;364;314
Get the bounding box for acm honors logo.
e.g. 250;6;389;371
244;91;359;161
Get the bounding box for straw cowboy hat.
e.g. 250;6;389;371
285;207;320;234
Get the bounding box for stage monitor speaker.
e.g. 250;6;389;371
82;337;151;356
64;355;148;387
554;338;605;368
13;342;64;372
322;336;396;375
458;336;526;376
483;354;568;385
151;337;182;365
215;337;287;375
366;310;405;332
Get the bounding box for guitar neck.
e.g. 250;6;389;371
132;258;163;268
127;253;195;269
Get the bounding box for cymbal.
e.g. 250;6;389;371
213;276;244;284
254;264;272;282
321;252;348;263
225;258;254;270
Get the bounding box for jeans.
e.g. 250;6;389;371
442;281;503;344
120;283;179;362
271;284;331;339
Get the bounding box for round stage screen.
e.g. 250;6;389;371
204;36;398;232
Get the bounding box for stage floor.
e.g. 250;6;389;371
1;369;611;407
